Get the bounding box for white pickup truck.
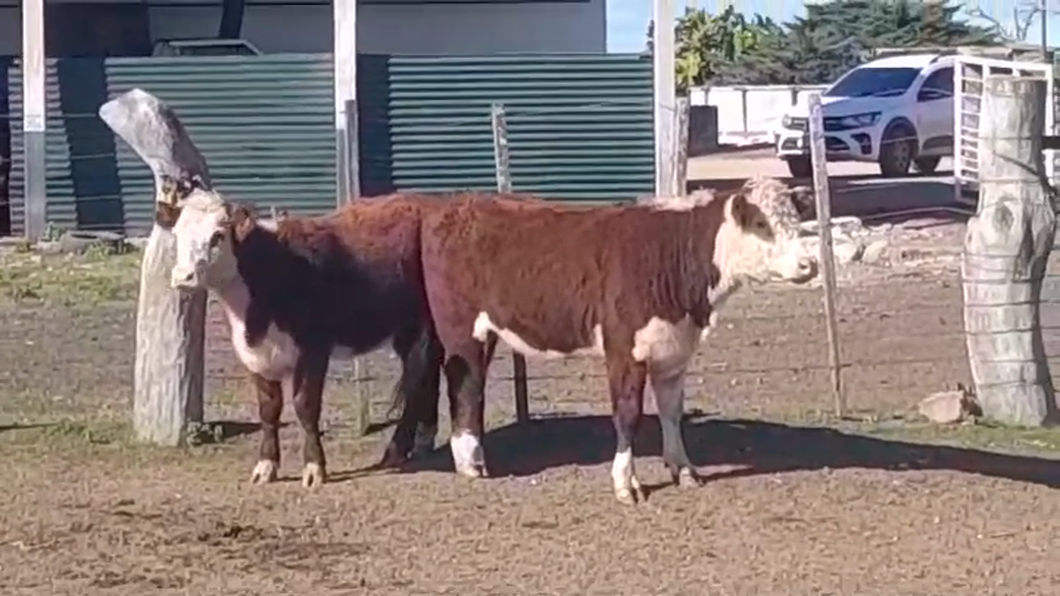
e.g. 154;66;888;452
774;53;955;178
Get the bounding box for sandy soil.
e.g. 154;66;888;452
0;246;1057;596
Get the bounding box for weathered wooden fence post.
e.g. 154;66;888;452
807;93;845;417
673;97;690;196
963;75;1058;427
490;103;530;425
99;88;210;446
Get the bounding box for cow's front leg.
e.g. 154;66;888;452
606;355;648;505
250;373;283;485
292;349;330;489
445;341;490;478
651;370;703;488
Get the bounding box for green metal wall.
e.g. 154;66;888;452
357;53;654;202
4;53;654;236
7;55;335;236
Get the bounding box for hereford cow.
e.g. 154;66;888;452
417;176;819;504
162;190;446;488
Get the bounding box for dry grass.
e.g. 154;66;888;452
0;249;140;307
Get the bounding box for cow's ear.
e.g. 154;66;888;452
727;193;753;228
155;201;181;229
227;203;257;239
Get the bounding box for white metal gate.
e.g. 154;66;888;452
954;55;1058;205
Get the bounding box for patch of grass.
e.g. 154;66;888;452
855;417;1060;454
0;250;140;307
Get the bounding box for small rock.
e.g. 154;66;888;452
918;389;978;424
861;239;890;265
832;239;866;264
34;240;63;255
125;237;150;251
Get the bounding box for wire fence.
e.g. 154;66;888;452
1;79;1059;439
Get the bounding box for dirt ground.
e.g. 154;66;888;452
1;212;1059;594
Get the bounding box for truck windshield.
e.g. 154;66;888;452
824;66;921;98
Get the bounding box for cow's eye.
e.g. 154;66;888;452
209;231;225;248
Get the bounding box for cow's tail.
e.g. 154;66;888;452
384;322;442;425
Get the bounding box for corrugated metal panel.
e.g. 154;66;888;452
358;54;654;202
0;56;13;236
8;55;335;236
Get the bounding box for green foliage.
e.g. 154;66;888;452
649;0;1002;87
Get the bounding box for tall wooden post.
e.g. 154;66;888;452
962;75;1058;427
99;89;210;446
652;0;676;197
334;0;370;435
21;0;46;240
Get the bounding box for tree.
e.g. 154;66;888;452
657;0;1002;88
775;0;998;83
649;6;785;90
967;0;1050;42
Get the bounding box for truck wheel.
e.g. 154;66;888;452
878;123;916;177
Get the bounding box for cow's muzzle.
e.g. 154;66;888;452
787;256;818;284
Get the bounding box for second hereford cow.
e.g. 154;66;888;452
164;190;446;488
418;176;819;504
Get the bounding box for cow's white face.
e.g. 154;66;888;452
168;190;240;291
715;177;818;285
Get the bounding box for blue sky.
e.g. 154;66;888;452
605;0;1060;54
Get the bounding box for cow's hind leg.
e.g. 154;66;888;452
250;373;283;485
292;349;330;489
651;370;703;488
606;354;648;505
380;324;444;467
445;339;491;478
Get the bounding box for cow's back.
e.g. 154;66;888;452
252;194;436;351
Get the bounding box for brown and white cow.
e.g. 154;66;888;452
417;176;819;504
163;190;446;488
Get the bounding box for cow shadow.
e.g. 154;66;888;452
390;413;1060;489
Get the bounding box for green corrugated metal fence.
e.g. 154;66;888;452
357;53;654;202
6;54;335;236
4;53;654;236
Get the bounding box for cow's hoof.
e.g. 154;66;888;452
377;447;410;469
455;463;488;479
615;486;646;505
674;468;704;489
301;463;326;489
249;460;278;485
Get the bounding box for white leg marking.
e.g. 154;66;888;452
250;459;278;485
450;430;486;478
611;447;643;505
301;462;325;489
652;372;701;488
